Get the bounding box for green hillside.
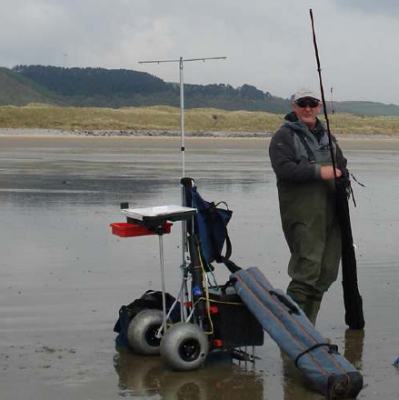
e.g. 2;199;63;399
1;65;399;117
0;67;57;106
335;101;399;117
13;65;290;112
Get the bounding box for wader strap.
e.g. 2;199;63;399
294;343;339;368
294;131;316;163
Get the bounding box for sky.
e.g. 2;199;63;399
1;0;399;104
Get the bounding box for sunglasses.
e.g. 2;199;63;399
295;98;320;108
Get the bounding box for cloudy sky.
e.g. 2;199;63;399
1;0;398;104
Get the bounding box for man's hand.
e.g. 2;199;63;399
320;165;342;180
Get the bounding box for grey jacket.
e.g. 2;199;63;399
269;113;347;184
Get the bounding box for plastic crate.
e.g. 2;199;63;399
110;222;172;237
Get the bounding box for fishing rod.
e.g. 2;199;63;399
309;10;337;179
309;9;365;330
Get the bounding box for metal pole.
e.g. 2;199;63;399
179;57;185;177
138;55;226;323
158;234;167;333
180;185;188;321
139;56;226;178
178;57;188;321
330;87;335;114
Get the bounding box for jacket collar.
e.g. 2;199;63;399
283;112;325;136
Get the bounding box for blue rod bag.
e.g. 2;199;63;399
233;267;363;398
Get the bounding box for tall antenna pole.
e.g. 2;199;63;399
138;56;227;320
139;56;227;178
179;57;185;176
330;86;335;114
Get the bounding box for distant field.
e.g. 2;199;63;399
0;104;399;135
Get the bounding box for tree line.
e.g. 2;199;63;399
13;65;290;112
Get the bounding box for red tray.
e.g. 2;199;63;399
110;222;172;237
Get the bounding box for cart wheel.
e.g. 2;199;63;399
127;309;163;355
160;322;209;371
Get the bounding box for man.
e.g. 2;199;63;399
269;89;347;324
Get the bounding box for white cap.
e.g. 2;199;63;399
292;88;320;102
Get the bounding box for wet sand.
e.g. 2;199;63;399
1;135;399;399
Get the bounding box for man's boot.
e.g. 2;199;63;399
302;300;321;325
287;290;321;325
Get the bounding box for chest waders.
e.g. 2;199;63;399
279;127;341;324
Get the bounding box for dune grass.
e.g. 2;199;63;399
0;103;399;135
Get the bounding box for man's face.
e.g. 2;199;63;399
292;97;321;128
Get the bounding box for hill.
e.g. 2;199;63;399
0;67;58;106
334;101;399;117
12;65;291;112
0;65;398;116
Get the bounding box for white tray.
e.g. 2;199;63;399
121;205;196;223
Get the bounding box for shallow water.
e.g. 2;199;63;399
0;136;398;399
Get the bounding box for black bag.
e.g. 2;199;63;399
114;290;180;348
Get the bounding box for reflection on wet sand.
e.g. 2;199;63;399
114;331;365;400
114;352;162;398
114;350;264;399
344;329;365;371
114;327;365;400
1;136;396;399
